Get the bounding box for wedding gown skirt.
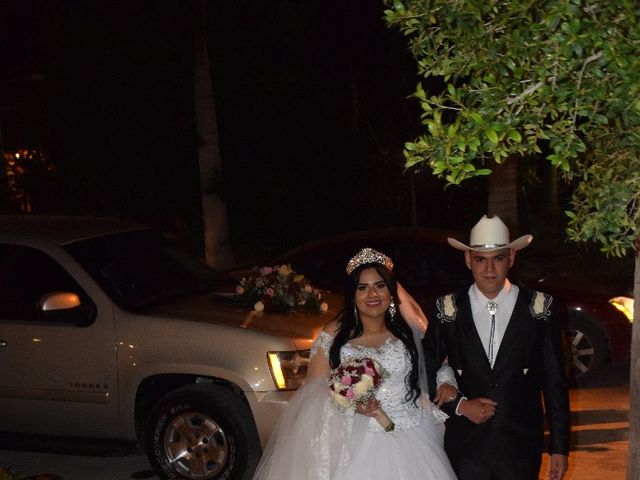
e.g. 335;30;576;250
253;332;457;479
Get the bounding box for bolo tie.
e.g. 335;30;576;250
487;301;498;365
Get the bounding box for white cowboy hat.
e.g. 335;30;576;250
447;215;532;252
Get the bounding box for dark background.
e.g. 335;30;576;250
0;0;631;279
0;1;489;257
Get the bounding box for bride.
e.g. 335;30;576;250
253;248;458;479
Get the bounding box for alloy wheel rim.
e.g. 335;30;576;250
568;328;596;378
163;411;228;479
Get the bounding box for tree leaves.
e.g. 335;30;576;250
384;0;640;256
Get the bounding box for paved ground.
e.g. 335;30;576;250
0;365;630;480
541;365;630;480
0;442;154;480
0;451;154;480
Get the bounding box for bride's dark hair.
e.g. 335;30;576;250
329;263;421;403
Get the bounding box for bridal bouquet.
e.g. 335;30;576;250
328;357;395;432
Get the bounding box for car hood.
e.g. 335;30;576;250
148;290;343;348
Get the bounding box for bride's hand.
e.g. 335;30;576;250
434;382;458;407
356;397;380;417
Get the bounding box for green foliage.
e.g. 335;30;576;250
566;140;640;256
384;0;640;256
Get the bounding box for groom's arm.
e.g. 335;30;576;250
422;304;447;399
541;297;571;456
423;322;464;418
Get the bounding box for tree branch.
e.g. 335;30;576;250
506;81;545;105
572;51;604;126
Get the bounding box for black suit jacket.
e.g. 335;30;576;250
424;285;570;480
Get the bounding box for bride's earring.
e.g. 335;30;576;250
353;305;361;328
388;300;397;322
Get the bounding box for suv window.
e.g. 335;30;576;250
64;230;225;311
0;243;95;324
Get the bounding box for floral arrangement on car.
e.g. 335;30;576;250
235;264;329;314
328;357;395;432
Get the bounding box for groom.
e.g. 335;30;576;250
424;215;570;480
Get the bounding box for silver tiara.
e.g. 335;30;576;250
346;248;394;275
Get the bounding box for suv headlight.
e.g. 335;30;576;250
610;296;634;323
267;350;310;390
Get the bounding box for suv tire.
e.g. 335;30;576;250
144;384;261;480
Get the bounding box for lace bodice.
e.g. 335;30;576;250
312;331;428;432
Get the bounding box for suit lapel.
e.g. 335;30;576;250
492;289;529;372
456;292;493;375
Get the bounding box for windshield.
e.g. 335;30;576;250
64;229;227;311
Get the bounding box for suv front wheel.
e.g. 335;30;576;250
144;384;261;480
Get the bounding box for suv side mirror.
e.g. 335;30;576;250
37;291;94;326
39;291;81;311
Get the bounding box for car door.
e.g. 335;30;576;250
0;242;120;438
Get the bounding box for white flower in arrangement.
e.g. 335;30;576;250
284;294;295;307
320;302;329;313
353;375;374;397
333;391;352;409
278;264;293;276
254;301;265;312
304;284;313;293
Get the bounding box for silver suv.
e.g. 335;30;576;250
0;215;335;479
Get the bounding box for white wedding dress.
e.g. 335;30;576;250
253;331;458;479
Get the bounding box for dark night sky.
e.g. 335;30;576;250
0;1;503;261
0;0;634;321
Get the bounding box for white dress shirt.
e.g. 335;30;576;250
468;280;519;367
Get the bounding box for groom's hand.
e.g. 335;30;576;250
549;453;568;480
434;382;458;407
458;397;497;424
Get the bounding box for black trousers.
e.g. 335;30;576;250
453;456;541;480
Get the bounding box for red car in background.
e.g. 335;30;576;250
269;227;633;384
527;271;632;382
